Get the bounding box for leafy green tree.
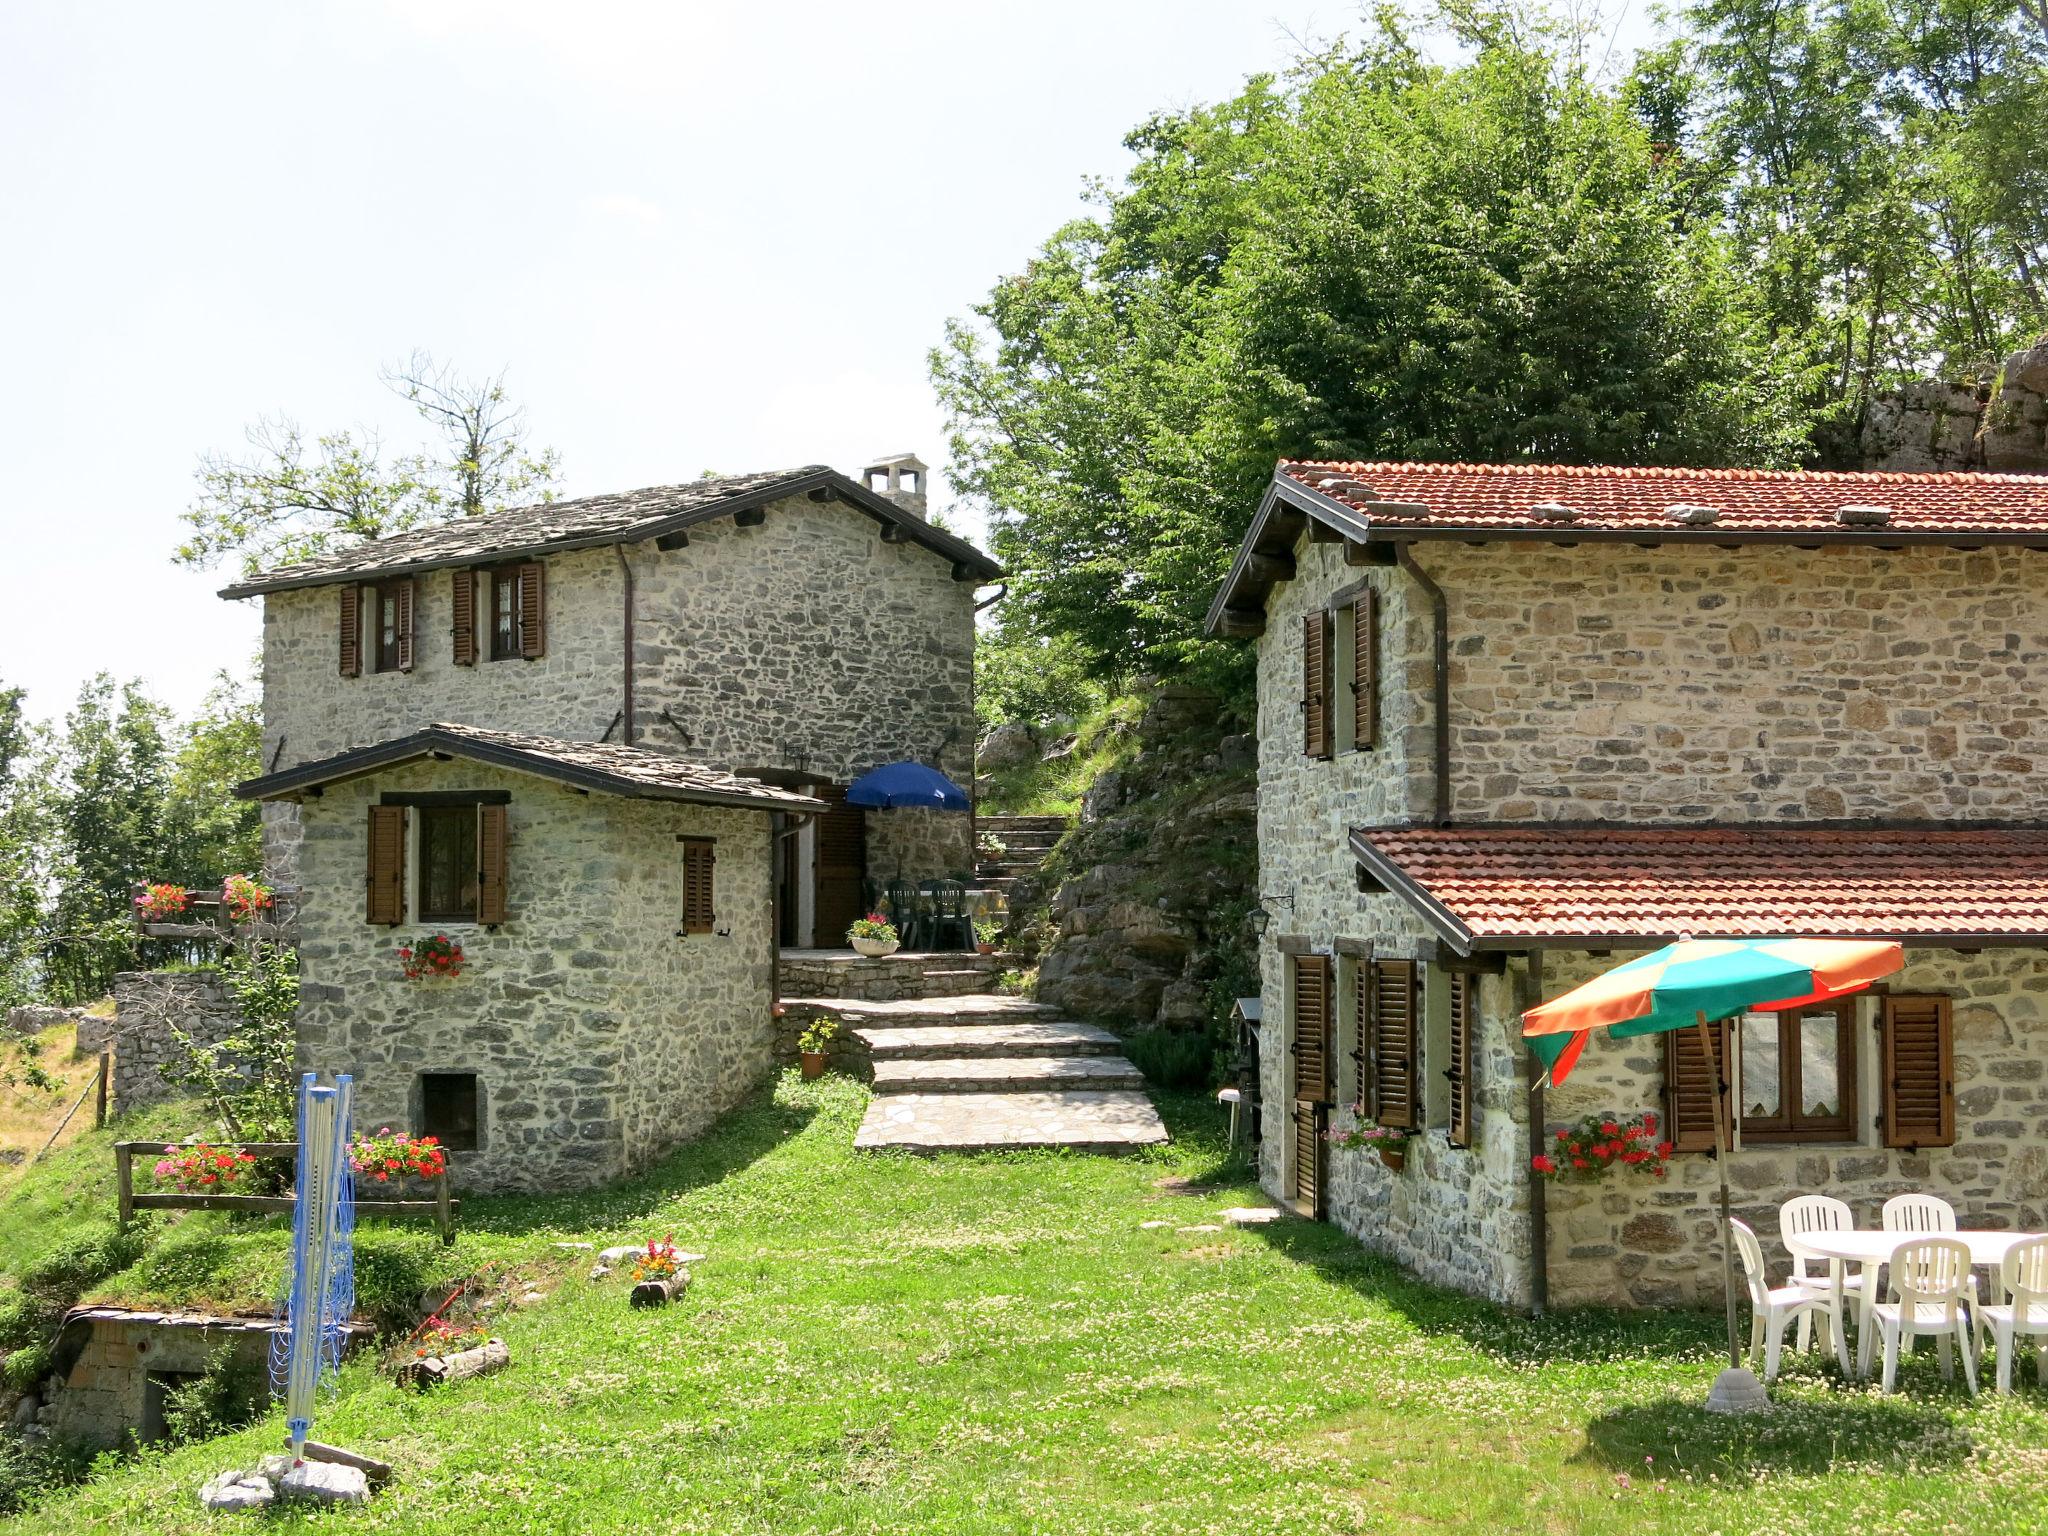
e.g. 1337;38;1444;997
163;671;263;883
935;16;1815;689
177;352;561;575
0;686;48;1008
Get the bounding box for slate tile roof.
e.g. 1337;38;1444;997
1280;460;2048;536
219;465;999;597
1348;824;2048;947
238;721;826;812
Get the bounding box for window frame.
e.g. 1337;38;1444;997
418;1072;481;1152
416;802;481;925
489;565;523;661
372;581;407;673
1736;999;1858;1144
680;836;717;936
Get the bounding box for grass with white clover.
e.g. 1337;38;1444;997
3;1072;2044;1534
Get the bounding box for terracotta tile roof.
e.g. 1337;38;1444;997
1279;460;2048;536
219;465;999;597
238;722;826;812
1349;824;2048;949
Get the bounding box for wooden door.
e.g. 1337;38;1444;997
1291;954;1333;1215
814;784;868;949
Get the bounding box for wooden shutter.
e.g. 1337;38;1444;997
1301;612;1331;758
681;838;716;935
476;804;509;926
1881;995;1955;1149
517;561;546;659
338;584;362;677
1290;954;1332;1103
1664;1020;1732;1153
451;569;477;666
366;805;405;924
1349;961;1370;1106
1445;970;1473;1148
394;579;417;672
1369;959;1419;1130
1352;588;1377;750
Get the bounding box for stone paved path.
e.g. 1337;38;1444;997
839;993;1167;1152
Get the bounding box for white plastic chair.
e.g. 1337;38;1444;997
1874;1237;1978;1396
1974;1236;2048;1395
1779;1195;1852;1354
1883;1192;1958;1234
1732;1219;1840;1385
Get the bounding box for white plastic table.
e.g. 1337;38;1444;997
1792;1228;2043;1379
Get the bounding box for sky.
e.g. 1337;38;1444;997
0;1;1655;726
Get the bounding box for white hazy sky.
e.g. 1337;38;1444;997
0;1;1653;724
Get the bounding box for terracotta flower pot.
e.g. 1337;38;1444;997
1377;1145;1406;1172
850;937;899;958
976;943;997;956
799;1050;827;1080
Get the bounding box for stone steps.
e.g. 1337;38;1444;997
853;1090;1169;1152
870;1054;1146;1092
859;1020;1125;1059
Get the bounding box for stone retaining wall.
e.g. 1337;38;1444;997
109;971;240;1115
778;951;1004;1003
772;1002;876;1077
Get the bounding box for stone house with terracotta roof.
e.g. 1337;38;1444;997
1208;460;2048;1309
225;459;999;1189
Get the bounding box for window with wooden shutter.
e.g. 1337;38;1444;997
366;804;405;924
1351;588;1377;750
1880;995;1955;1149
1290;954;1332;1103
394;578;417;672
1369;959;1419;1130
339;584;362;677
1350;961;1370;1107
1301;612;1332;758
1445;970;1473;1148
680;838;716;935
517;561;546;659
451;569;477;666
477;804;508;925
1664;1020;1732;1153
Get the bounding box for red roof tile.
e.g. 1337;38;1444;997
1350;825;2048;947
1282;460;2048;536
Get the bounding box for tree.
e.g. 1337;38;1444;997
162;671;263;883
0;686;47;1009
935;15;1815;689
177;352;561;575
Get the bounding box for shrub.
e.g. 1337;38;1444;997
160;1347;265;1444
2;1341;51;1393
0;1292;47;1352
1122;1027;1219;1090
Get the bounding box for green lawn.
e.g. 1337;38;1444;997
5;1074;2044;1534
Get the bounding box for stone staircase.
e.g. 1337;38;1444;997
974;814;1068;900
783;992;1167;1152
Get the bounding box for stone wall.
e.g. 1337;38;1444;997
778;950;1005;1003
109;971;239;1115
1857;342;2048;474
1542;945;2048;1309
251;493;978;893
294;757;775;1192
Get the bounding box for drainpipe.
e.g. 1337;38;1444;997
1395;544;1450;825
1519;950;1549;1317
613;545;637;744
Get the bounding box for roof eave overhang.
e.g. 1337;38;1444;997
1347;829;1479;956
219;469;1001;599
235;728;824;813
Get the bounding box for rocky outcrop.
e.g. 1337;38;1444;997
1857;340;2048;474
1022;684;1256;1032
1983;341;2048;474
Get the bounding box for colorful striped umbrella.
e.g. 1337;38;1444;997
1523;936;1902;1086
1519;935;1903;1406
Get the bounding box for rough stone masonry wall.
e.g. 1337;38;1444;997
295;757;773;1193
1422;540;2048;823
40;1312;302;1452
109;971;240;1114
1253;534;1532;1305
1542;946;2048;1309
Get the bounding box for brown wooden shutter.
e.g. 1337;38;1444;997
394;579;417;673
1664;1020;1732;1153
1301;612;1331;758
518;561;546;659
476;804;509;926
1445;970;1473;1148
1350;960;1370;1107
1290;954;1332;1103
338;584;362;677
1369;959;1419;1130
681;838;716;935
451;569;477;666
366;804;405;924
1352;589;1377;750
1881;995;1955;1149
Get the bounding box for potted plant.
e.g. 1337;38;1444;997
1530;1111;1673;1182
153;1142;258;1193
351;1127;448;1190
797;1016;838;1079
1324;1108;1414;1171
976;832;1008;863
134;882;191;922
973;917;1002;956
400;933;467;979
847;913;899;958
628;1235;689;1307
220;872;274;922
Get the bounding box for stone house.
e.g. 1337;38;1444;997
226;458;998;1188
1208;459;2048;1309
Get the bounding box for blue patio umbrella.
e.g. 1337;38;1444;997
843;760;970;811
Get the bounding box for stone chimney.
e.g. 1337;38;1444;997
862;451;928;516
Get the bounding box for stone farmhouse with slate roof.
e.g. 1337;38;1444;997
1209;459;2048;1309
227;456;998;1190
